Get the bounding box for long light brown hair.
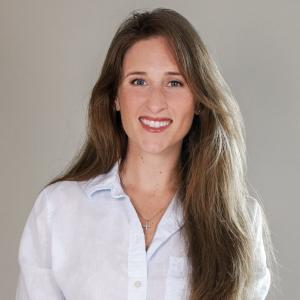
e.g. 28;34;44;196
48;8;275;299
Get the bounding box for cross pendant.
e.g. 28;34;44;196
142;221;151;232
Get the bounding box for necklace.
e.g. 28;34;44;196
134;202;170;234
118;169;175;234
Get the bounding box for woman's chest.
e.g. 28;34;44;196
50;213;188;299
50;192;188;299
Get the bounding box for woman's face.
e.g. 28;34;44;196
116;36;195;156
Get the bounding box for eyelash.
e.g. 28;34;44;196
130;78;183;87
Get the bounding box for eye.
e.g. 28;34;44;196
131;78;146;86
168;80;183;87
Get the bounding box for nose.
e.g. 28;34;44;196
145;85;168;114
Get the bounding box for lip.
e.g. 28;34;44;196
139;116;173;122
139;116;172;133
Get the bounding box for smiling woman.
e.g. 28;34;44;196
16;7;274;300
115;36;195;155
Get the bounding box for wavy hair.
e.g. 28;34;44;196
48;8;275;299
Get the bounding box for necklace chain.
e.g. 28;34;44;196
119;170;175;234
135;202;170;233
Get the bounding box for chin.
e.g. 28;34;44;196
139;139;179;156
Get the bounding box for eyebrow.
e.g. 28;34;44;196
124;71;183;78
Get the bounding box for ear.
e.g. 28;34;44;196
194;102;203;115
115;97;120;111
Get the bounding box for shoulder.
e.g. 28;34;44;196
245;195;264;225
30;161;120;219
41;179;86;200
31;179;92;216
33;167;116;211
244;195;268;250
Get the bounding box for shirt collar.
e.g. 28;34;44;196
82;160;184;229
83;160;126;199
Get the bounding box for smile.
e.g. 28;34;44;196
139;117;172;132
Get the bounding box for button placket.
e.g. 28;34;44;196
127;198;148;300
134;280;142;288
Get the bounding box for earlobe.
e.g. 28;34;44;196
194;107;201;115
194;103;203;115
115;97;120;111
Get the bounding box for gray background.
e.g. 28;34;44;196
1;0;299;299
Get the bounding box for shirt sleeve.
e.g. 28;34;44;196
16;187;65;300
250;199;271;299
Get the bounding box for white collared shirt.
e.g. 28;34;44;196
16;161;270;299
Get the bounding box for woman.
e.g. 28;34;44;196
16;8;273;300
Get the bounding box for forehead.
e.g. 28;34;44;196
122;36;180;73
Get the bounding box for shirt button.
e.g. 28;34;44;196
134;280;142;288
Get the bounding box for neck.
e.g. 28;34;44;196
119;144;181;196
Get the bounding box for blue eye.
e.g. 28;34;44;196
168;80;183;87
131;79;146;85
130;78;183;87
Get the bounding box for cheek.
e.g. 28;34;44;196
181;110;195;132
119;86;147;100
172;95;195;122
117;95;141;133
118;89;145;113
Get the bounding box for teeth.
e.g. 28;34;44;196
140;118;171;128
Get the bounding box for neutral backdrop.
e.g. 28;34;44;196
1;1;299;299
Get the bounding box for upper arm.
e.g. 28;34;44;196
16;187;65;300
248;197;271;299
